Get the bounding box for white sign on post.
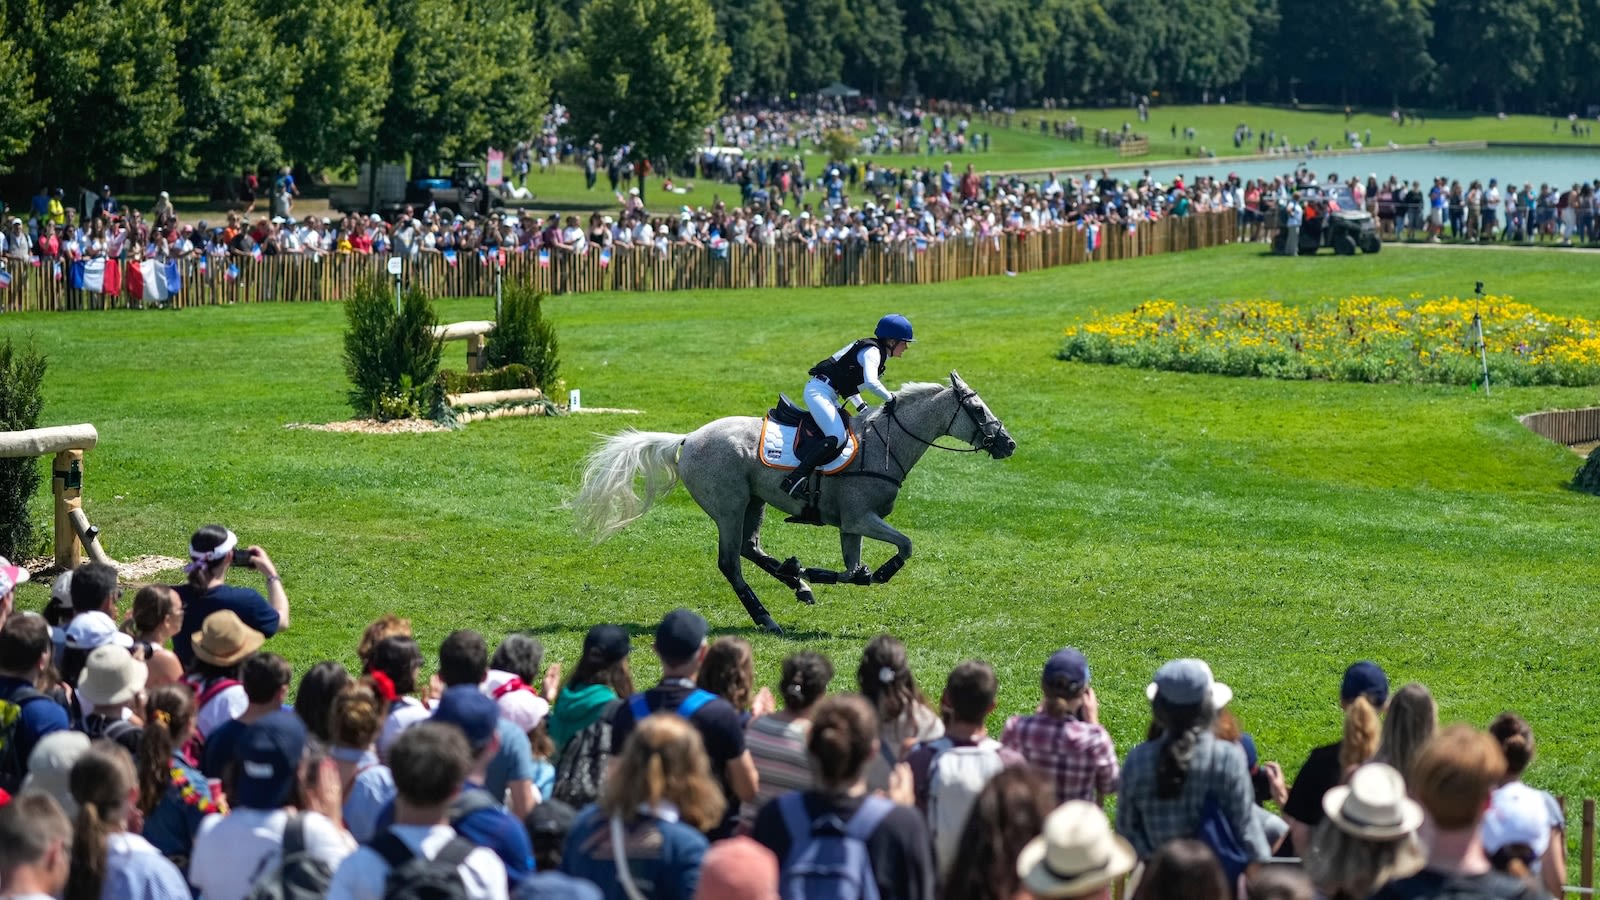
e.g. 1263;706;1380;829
386;257;403;276
569;389;582;411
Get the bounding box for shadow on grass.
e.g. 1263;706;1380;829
508;621;863;643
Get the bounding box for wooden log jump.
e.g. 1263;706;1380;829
431;320;496;373
0;424;101;570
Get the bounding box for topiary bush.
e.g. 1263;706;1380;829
0;338;47;559
343;278;443;420
486;282;560;391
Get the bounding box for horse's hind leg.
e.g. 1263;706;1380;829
716;516;784;634
738;499;816;605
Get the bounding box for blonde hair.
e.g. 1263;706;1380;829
1373;683;1437;783
602;714;726;832
1341;694;1381;774
1304;819;1425;900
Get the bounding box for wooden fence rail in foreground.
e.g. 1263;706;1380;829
0;212;1235;313
0;424;106;569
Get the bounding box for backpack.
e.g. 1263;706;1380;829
180;675;241;762
1194;790;1251;887
0;687;50;793
627;688;716;724
777;792;895;900
242;814;336;900
552;697;622;808
923;737;1006;875
373;831;476;900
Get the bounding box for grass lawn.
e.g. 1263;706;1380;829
8;241;1600;805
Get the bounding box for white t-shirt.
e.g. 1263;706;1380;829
326;824;507;900
377;697;432;759
190;809;355;900
196;685;248;738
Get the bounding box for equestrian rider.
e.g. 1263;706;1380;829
782;314;914;497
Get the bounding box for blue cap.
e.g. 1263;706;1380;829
512;873;604;900
654;608;709;663
432;685;500;752
1341;661;1389;707
233;711;306;809
1042;648;1089;689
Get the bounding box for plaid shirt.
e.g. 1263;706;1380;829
1000;713;1120;806
1114;731;1270;861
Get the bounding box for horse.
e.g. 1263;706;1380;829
572;371;1016;633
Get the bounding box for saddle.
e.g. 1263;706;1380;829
760;395;858;473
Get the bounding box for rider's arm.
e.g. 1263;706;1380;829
856;345;893;403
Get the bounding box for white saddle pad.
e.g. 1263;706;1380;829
758;416;859;473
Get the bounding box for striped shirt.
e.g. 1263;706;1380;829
743;714;814;824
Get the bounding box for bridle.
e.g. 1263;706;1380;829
845;385;1002;486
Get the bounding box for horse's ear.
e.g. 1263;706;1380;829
949;370;969;392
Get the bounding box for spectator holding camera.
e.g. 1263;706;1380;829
172;525;287;669
1002;647;1120;807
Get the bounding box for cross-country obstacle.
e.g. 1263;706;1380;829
431;320;553;423
0;424;116;568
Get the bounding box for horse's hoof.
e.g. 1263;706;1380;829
756;614;785;635
795;581;815;605
778;556;803;578
847;566;872;586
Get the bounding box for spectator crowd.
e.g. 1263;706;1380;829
0;529;1567;900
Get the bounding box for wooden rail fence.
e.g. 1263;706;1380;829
0;212;1234;312
1521;408;1600;447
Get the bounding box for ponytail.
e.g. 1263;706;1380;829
67;745;136;900
1341;695;1381;774
139;685;196;815
1153;696;1214;799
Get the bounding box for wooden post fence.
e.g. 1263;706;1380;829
0;424;103;569
0;212;1240;312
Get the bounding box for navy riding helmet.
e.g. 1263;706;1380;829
875;313;915;342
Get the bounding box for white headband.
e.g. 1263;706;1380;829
184;529;237;574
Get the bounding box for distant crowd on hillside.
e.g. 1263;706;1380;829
0;532;1568;900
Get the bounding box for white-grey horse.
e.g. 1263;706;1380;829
572;371;1016;633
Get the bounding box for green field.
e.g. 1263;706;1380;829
8;242;1600;804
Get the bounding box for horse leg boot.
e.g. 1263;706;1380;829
736;584;783;634
718;531;783;633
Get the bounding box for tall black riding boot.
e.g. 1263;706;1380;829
781;436;839;497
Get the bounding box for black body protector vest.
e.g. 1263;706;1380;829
808;338;884;396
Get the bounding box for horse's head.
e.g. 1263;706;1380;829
948;371;1015;459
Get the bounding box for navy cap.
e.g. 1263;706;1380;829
654;608;708;663
1341;661;1389;707
525;799;579;837
433;685;499;752
512;873;604;900
1043;648;1089;689
582;624;631;666
233;710;306;809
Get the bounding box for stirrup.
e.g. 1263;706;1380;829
781;472;808;497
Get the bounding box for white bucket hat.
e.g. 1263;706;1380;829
1016;800;1137;897
77;644;149;707
1323;762;1425;840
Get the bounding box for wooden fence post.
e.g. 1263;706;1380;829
1582;798;1595;896
51;449;84;570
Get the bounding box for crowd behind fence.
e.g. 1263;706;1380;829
0;212;1234;313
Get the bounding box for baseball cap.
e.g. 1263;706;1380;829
233;710;307;809
582;624;631;666
46;570;74;619
433;685;500;752
64;610;134;651
654;608;708;663
22;731;91;818
513;873;603;900
525;798;578;839
1482;782;1552;860
1042;648;1090;690
1146;658;1232;708
1341;661;1389;707
0;556;29;596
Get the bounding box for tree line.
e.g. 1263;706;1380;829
1;0;1596;186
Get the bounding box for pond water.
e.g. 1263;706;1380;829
1120;147;1600;188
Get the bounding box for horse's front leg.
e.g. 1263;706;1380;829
740;499;816;605
849;512;912;583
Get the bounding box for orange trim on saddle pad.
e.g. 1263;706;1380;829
758;416;860;474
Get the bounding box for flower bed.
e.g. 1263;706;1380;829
1059;295;1600;386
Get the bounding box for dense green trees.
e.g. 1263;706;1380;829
1;0;1598;182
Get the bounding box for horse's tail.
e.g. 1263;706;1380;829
572;429;685;542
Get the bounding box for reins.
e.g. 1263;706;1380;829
842;389;987;486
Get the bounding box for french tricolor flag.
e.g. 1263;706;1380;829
537;248;550;268
0;269;11;290
1086;223;1101;254
442;249;458;267
126;260;181;302
70;258;122;294
225;263;240;282
598;247;612;268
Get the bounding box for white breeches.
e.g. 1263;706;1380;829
803;377;848;444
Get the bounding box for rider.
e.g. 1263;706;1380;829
782;314;914;497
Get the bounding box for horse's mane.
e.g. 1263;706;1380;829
859;381;945;425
